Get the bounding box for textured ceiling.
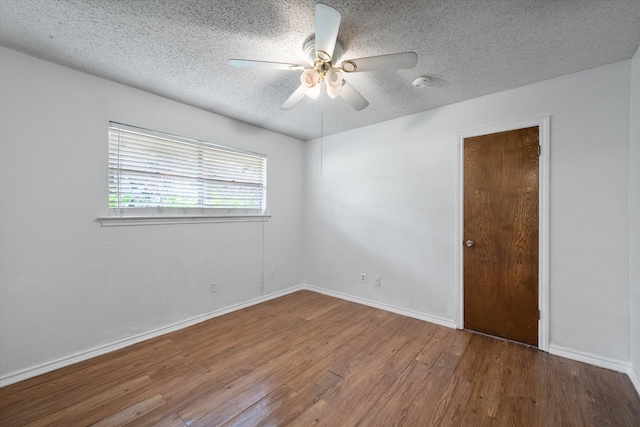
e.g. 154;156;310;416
1;0;639;141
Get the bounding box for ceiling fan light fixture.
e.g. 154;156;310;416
301;68;320;87
230;3;418;111
325;68;343;98
301;69;321;99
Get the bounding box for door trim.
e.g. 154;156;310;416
455;116;550;351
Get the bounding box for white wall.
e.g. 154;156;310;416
304;60;631;363
0;47;305;382
630;46;640;387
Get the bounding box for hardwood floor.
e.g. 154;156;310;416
1;290;639;426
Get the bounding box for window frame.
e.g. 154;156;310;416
98;122;269;226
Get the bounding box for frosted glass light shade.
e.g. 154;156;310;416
325;68;343;99
301;69;319;88
301;69;321;99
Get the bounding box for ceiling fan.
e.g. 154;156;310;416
229;3;418;111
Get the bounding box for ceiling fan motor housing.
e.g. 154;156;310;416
303;34;344;65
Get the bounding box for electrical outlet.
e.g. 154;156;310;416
269;267;276;278
211;282;218;293
374;275;380;286
360;273;367;283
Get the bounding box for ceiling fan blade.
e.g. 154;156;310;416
229;59;304;71
280;84;307;110
340;80;369;111
315;3;341;60
341;52;418;73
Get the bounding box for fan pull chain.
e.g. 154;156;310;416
320;85;324;176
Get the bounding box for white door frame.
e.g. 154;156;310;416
455;116;550;351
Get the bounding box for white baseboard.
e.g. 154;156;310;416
0;285;304;388
629;366;640;396
548;344;632;374
546;345;640;396
302;284;457;329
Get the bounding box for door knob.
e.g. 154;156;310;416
465;240;475;247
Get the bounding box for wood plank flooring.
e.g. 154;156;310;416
1;290;639;426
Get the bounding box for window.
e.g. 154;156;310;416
107;123;267;220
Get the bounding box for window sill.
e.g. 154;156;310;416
97;214;271;227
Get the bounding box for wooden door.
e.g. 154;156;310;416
463;126;539;346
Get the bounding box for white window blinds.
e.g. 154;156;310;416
108;123;267;216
